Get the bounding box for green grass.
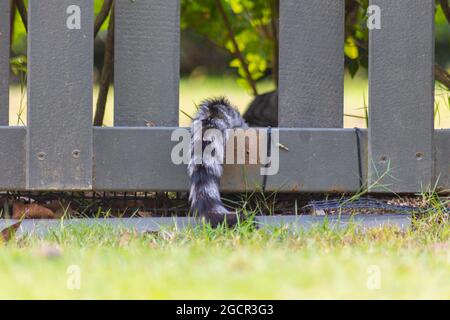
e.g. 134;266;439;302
1;210;449;299
4;74;450;299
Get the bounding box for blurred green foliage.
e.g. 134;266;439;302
181;0;277;93
345;0;450;76
10;0;450;92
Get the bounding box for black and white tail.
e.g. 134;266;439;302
188;98;247;226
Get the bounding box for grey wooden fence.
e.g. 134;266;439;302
0;0;448;193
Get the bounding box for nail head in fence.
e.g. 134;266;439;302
115;0;180;127
27;0;93;190
279;0;344;128
0;0;10;125
368;0;435;192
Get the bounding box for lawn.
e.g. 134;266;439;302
8;75;450;128
4;75;450;300
1;214;449;299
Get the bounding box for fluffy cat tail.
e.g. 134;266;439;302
187;98;246;225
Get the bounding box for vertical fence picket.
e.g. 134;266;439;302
279;0;344;128
0;1;10;125
27;0;93;190
115;0;180;126
368;0;435;192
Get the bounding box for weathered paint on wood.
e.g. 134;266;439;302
0;1;10;125
93;128;366;192
93;127;188;191
265;129;367;192
27;0;93;190
93;127;263;191
279;0;344;128
0;0;445;194
0;127;26;189
368;0;435;192
115;0;180;126
0;127;447;192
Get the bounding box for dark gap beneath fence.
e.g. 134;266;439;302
0;191;443;220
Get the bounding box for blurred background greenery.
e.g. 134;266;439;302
7;0;450;127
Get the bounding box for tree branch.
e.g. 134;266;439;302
94;4;114;126
270;0;279;87
94;0;113;39
215;0;258;96
435;63;450;91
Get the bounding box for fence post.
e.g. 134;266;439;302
279;0;344;128
0;1;10;125
27;0;93;190
115;0;180;127
368;0;435;192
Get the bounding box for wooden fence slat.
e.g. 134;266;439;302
27;0;93;190
93;127;263;191
265;129;367;192
115;0;180;126
0;127;26;189
279;0;344;128
368;0;435;192
0;1;10;125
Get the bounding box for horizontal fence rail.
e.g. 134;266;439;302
115;0;180;127
279;0;344;128
0;0;448;193
0;127;448;192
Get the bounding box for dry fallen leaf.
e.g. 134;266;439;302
137;211;154;217
0;221;22;243
13;202;58;219
43;200;76;217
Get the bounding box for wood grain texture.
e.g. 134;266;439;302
279;0;344;128
0;127;26;189
93;128;368;192
265;129;367;192
93;127;263;191
27;0;93;190
0;127;447;192
115;0;180;126
368;0;435;192
0;1;10;125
